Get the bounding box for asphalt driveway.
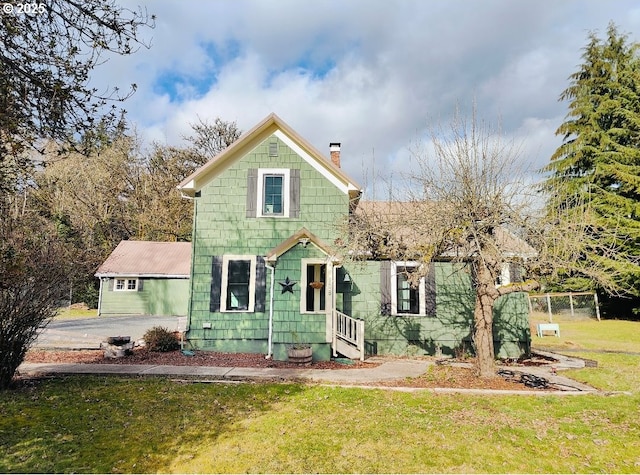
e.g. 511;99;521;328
35;315;184;350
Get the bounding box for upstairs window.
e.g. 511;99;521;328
262;174;284;215
257;169;289;217
246;168;300;218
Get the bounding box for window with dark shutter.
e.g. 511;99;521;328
425;263;436;316
226;260;251;310
210;256;223;312
509;262;523;283
290;169;300;218
254;257;266;312
246;169;257;218
380;261;392;315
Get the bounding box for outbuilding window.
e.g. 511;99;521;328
115;278;138;291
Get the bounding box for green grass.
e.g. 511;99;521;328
531;315;640;353
54;307;98;320
1;378;639;473
530;316;640;392
1;316;639;473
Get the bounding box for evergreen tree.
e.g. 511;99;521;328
543;22;640;312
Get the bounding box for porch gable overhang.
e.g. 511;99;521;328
265;227;342;265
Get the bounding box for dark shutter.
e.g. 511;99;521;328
254;256;266;312
246;169;257;218
380;261;392;316
509;262;523;283
137;278;144;292
425;263;436;316
290;169;300;218
210;256;223;312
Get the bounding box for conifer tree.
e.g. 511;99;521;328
543;22;640;310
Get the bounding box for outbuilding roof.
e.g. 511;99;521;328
95;241;192;278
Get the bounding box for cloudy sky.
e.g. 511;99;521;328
99;0;640;198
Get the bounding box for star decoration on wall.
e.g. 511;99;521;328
279;276;296;294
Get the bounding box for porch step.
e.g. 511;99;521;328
335;338;362;360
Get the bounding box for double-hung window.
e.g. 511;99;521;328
396;266;420;314
221;255;257;312
263;174;284;215
256;168;290;217
389;261;436;316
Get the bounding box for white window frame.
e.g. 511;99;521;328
257;168;290;218
496;262;511;287
391;261;426;316
114;278;138;292
220;255;257;312
300;258;327;314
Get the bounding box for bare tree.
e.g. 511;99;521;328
0;213;68;389
183;116;241;165
348;107;539;377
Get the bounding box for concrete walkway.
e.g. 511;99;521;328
18;358;430;385
17;352;604;395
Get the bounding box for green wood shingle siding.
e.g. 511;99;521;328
187;135;347;359
184;127;531;361
344;261;530;359
100;278;189;316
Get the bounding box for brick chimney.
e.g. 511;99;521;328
330;142;341;168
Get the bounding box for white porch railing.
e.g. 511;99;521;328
332;310;365;361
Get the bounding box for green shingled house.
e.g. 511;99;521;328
95;240;191;317
177;113;533;361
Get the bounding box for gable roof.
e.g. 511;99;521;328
354;201;537;260
177;113;362;200
95;241;192;278
265;227;341;264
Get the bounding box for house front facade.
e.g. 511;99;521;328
178;113;532;361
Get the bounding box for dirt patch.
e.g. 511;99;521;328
369;365;531;391
24;348;375;370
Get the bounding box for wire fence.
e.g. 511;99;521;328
528;291;601;321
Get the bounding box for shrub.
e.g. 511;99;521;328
143;326;179;352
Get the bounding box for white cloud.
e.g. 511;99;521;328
90;0;640;198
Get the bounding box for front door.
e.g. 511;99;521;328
301;258;334;343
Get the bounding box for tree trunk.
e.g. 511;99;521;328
473;261;499;378
474;291;497;377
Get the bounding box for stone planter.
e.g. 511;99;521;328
102;336;133;358
288;346;312;365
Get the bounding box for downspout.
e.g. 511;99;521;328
97;277;105;317
265;261;276;359
180;188;197;338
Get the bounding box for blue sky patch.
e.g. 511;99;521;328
153;39;242;102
